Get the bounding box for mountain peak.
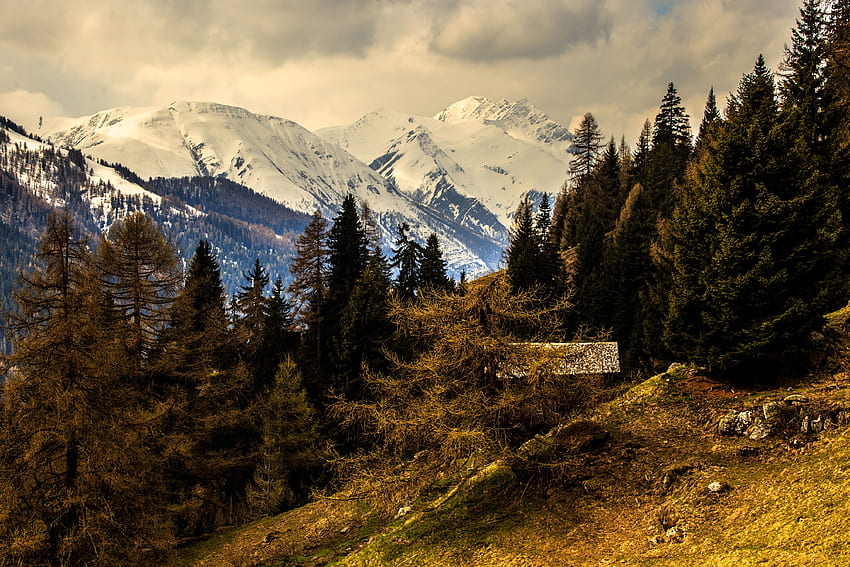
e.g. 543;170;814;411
434;96;572;145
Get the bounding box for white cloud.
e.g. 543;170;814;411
0;90;66;132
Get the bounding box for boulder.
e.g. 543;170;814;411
748;421;772;440
762;401;785;423
517;420;610;462
784;394;809;404
707;481;729;494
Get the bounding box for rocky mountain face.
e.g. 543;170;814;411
318;96;573;244
0;119;310;300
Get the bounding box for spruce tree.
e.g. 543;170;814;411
391;223;421;300
665;55;844;374
696;86;722;147
327;194;368;316
247;358;320;517
505;197;540;294
419;233;453;292
653;82;693;149
336;247;394;398
235;258;270;374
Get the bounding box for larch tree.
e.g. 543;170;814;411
0;212;172;566
569;112;604;180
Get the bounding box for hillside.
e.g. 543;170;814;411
169;320;850;566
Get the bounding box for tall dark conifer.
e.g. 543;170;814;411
505;197;540;294
665;55;844;374
327;194;368;317
419;233;453;292
391;223;421;300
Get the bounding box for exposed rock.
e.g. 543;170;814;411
784;394;809;404
517;420;610;463
665;526;685;543
762;401;785;423
748;422;772;440
707;481;729;494
717;410;755;436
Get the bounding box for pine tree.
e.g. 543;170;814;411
569;113;604;180
419;233;453;292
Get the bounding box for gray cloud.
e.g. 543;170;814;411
0;0;804;147
430;0;611;61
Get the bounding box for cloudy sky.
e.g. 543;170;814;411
0;0;802;143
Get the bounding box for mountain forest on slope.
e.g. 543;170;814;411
1;1;850;565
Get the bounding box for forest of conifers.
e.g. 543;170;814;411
1;1;849;565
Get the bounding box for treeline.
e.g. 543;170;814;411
506;0;850;377
148;176;310;237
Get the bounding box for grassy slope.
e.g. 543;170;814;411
171;349;850;566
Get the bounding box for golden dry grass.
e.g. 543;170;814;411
172;357;850;567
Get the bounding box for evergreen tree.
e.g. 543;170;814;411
235;258;270;377
247;358;320;517
391;223;421;300
327;194;368;316
653;82;693;149
697;86;723;147
158;244;257;537
263;275;297;364
505;197;540;294
419;233;453;292
665;55;844;374
569;112;604;180
336;248;395;398
633;119;653;173
534;192;561;297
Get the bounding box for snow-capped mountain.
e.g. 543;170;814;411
0;117;310;295
318;96;573;234
47;101;504;274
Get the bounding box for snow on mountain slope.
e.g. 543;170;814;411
47;102;502;274
317;97;573;233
